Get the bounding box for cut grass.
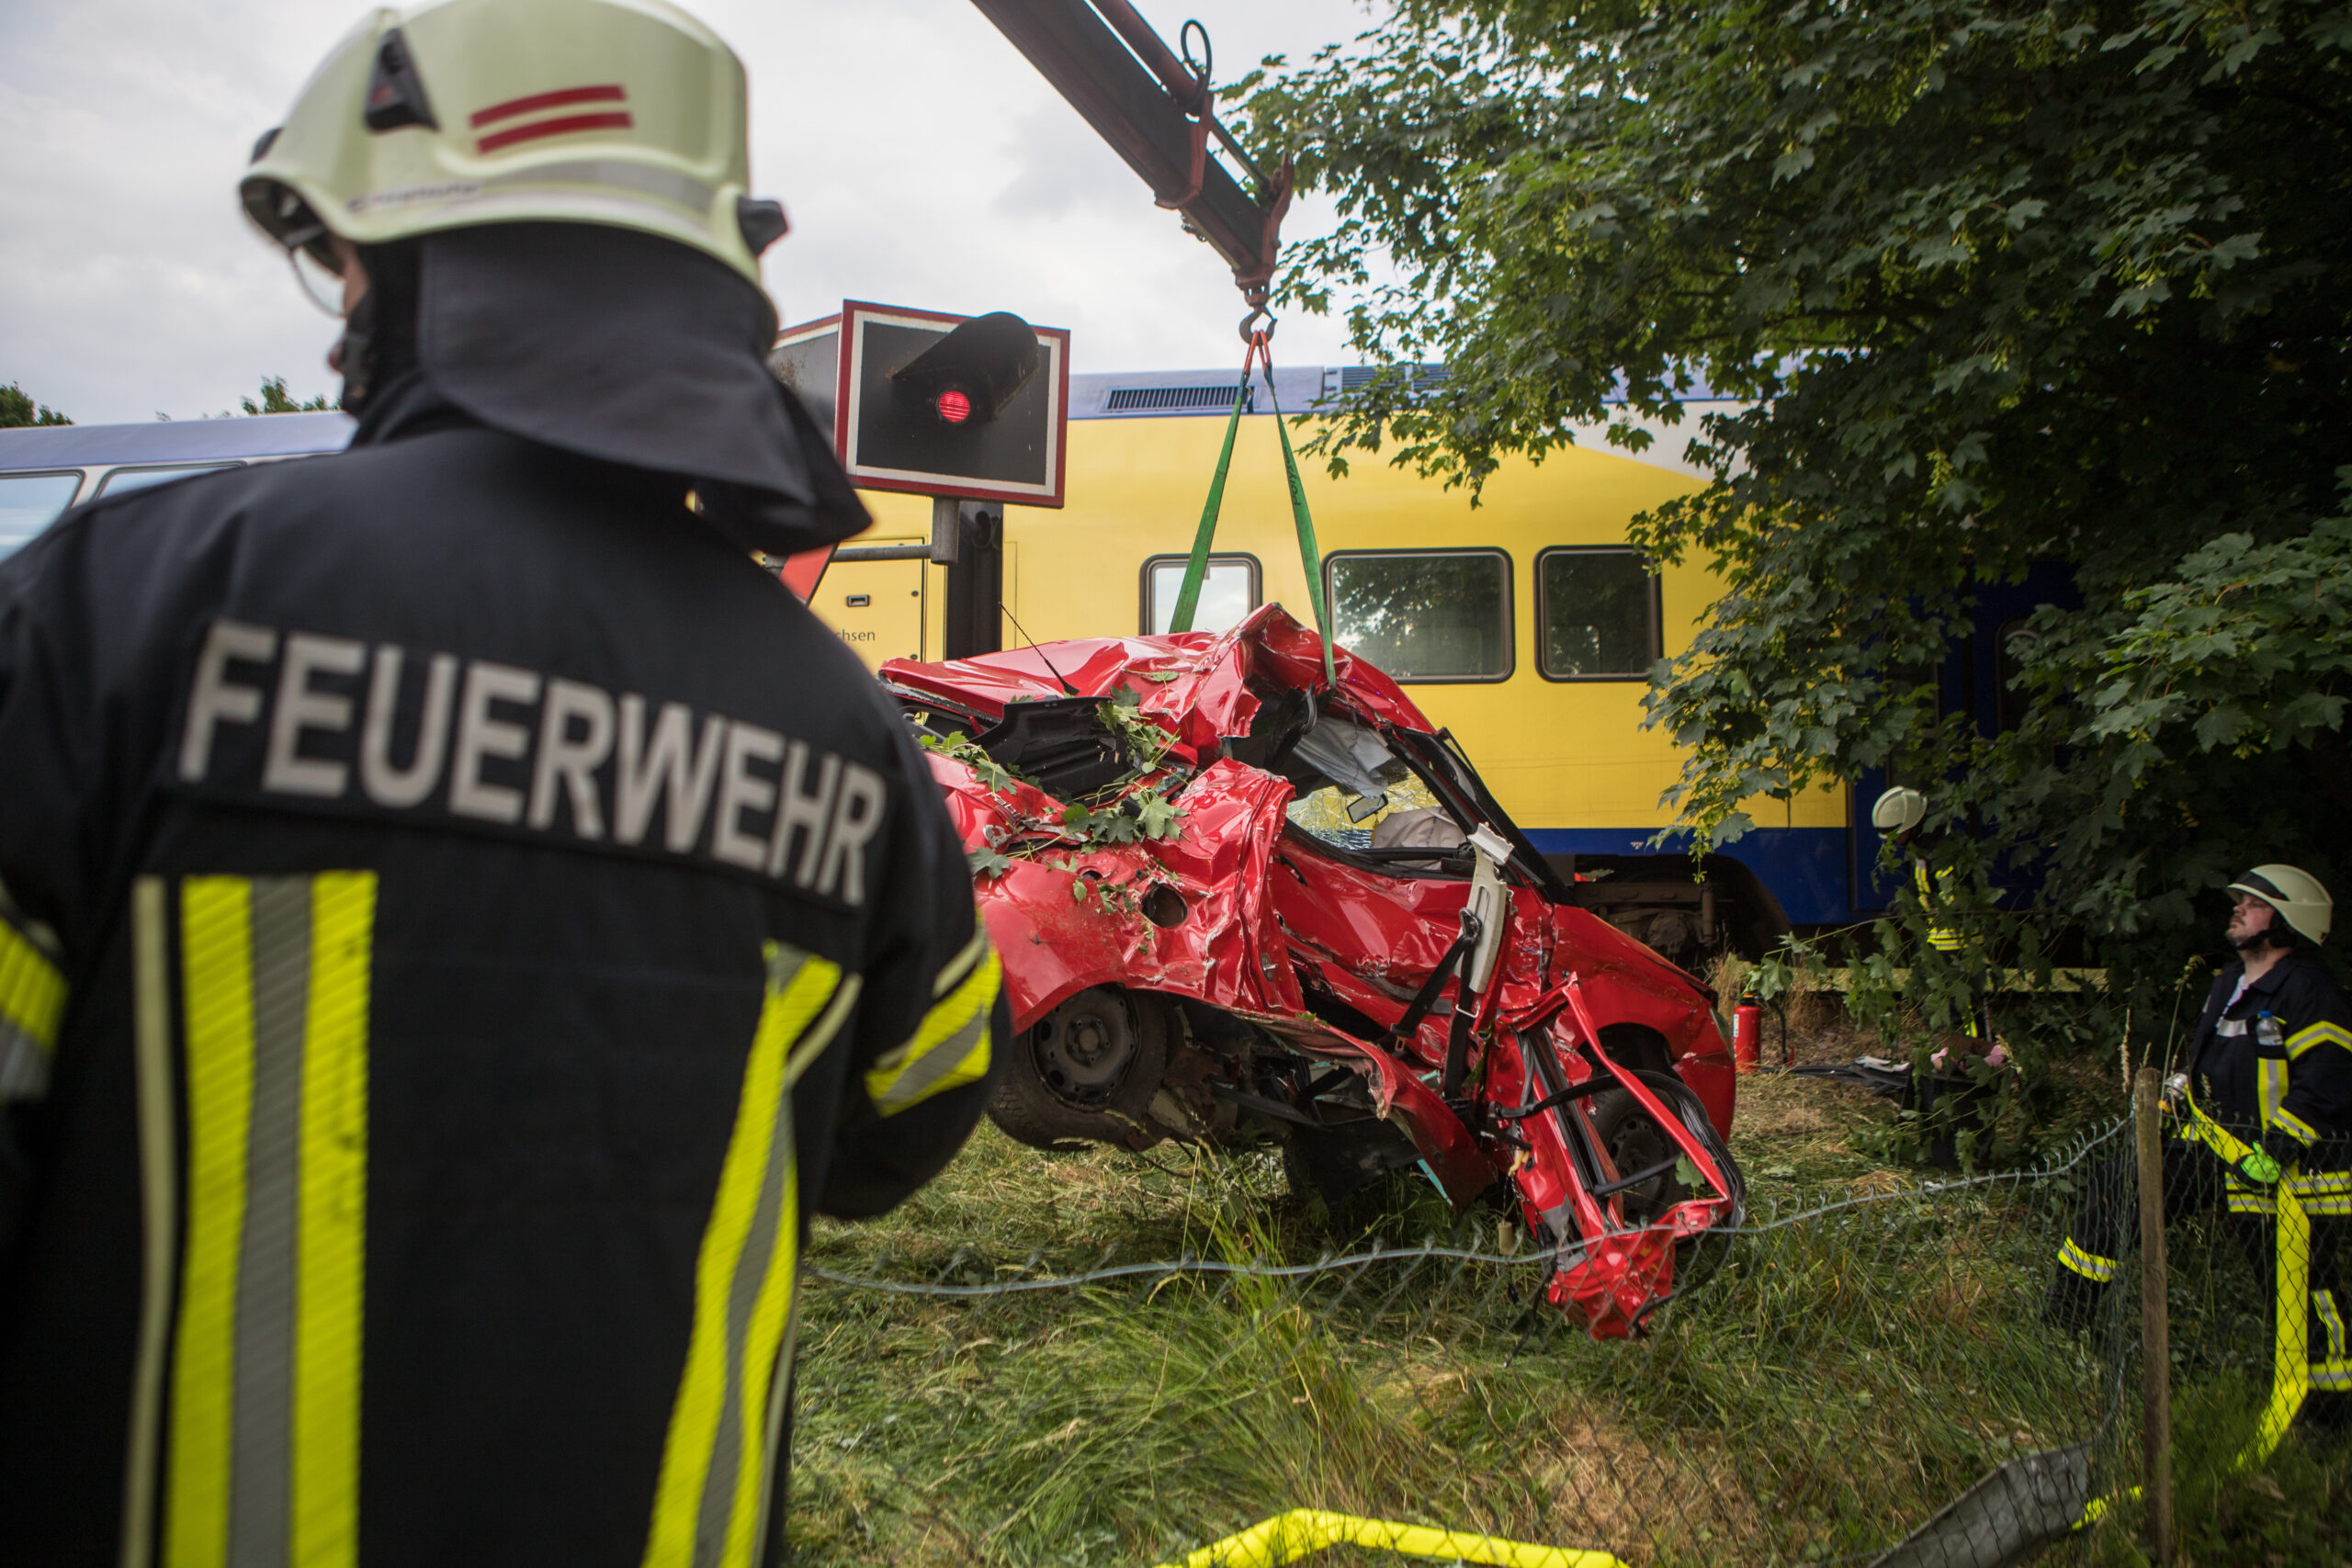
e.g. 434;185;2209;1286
787;1065;2349;1566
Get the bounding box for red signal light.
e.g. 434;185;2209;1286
935;389;972;424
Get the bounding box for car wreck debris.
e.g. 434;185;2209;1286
884;606;1745;1337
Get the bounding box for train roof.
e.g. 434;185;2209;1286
0;411;355;468
0;367;1736;469
1069;366;1731;420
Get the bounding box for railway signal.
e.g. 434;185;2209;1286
768;301;1069;658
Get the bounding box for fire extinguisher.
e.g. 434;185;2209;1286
1733;990;1764;1074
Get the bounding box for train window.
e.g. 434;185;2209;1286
1141;554;1261;635
91;462;238;498
1324;549;1513;682
1536;547;1659;680
0;470;84;560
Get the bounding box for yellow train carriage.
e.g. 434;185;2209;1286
807;366;1860;954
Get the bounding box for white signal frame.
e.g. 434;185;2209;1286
833;299;1070;510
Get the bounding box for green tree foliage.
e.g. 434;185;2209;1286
1242;0;2352;994
0;383;70;428
241;377;334;415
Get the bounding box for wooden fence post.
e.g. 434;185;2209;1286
2135;1066;2174;1564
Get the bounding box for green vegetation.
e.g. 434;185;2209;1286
1237;0;2352;1006
0;382;70;428
789;1059;2348;1564
240;376;334;415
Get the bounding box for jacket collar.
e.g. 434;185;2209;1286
2225;948;2311;1003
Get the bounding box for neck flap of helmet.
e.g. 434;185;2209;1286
350;220;867;557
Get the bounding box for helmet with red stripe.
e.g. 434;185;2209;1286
241;0;786;293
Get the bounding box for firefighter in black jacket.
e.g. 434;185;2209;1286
0;2;1005;1562
2048;866;2352;1424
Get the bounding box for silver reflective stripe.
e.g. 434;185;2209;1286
745;1290;805;1568
2259;1059;2289;1131
120;878;176;1568
482;160;714;214
694;1096;797;1564
2215;1018;2248;1037
0;1022;49;1102
877;1007;989;1111
2317;1292;2351;1389
230;879;311;1568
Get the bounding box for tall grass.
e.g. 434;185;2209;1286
786;1077;2347;1566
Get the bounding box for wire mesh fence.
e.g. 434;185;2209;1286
782;1094;2339;1567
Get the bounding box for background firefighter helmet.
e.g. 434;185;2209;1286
2226;864;2335;945
1871;786;1928;837
241;0;787;288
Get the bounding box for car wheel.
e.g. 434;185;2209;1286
986;986;1169;1149
1585;1068;1746;1226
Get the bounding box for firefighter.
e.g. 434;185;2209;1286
0;2;1004;1562
2047;867;2352;1424
1873;786;1998;1055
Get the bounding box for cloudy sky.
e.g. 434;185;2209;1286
0;0;1371;427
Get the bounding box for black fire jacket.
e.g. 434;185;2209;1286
0;389;1001;1567
2185;947;2352;1161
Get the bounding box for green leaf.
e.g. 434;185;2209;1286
1135;793;1184;840
1230;0;2352;1026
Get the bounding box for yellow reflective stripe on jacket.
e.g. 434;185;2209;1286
2058;1238;2120;1284
2316;1292;2352;1393
2288;1020;2352;1060
930;928;989;1002
1912;860;1964;953
165;872;375;1568
2273;1105;2321;1146
0;908;67;1101
2288;1169;2352;1216
642;942;843;1568
865;940;999;1117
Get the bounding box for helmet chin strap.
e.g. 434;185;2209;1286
2233;912;2287;953
335;240;421;417
334;288;384;414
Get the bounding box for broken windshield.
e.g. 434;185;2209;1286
1281;714;1466;863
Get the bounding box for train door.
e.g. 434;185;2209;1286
814;556;927;671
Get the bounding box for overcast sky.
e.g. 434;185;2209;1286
0;0;1371;427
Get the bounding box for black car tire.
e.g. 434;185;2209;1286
987;986;1169;1149
1584;1068;1747;1226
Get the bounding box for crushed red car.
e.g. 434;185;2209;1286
882;606;1745;1337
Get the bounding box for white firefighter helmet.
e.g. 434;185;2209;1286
1871;786;1928;837
2226;864;2335;945
241;0;786;290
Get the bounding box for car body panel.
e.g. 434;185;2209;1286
885;605;1742;1336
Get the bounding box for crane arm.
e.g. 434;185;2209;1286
967;0;1292;306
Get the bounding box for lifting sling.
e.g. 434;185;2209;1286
1167;321;1338;687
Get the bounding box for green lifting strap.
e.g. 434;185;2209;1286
1168;341;1338;688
